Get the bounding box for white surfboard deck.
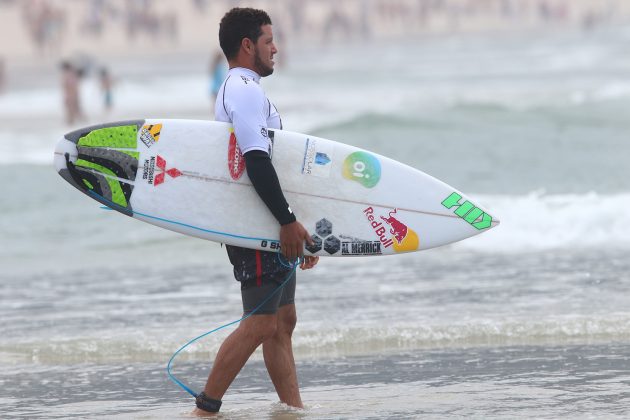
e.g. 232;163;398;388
54;119;498;257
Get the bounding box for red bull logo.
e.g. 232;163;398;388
363;207;419;252
364;207;394;248
380;209;408;244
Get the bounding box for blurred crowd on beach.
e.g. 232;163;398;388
1;0;629;124
13;0;178;56
4;0;629;60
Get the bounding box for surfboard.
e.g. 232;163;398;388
54;119;499;256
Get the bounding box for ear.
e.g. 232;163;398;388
241;38;255;56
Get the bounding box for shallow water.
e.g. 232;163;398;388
2;26;630;418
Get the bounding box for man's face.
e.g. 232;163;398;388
253;24;277;77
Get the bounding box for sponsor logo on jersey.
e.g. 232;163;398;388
228;129;246;180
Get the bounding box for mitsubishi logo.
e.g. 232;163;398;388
154;155;182;186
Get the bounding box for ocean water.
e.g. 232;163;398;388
2;26;630;419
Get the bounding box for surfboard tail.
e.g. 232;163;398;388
54;120;145;217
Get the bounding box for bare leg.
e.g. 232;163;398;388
262;304;303;408
201;314;278;400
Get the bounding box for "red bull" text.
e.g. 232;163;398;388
364;207;396;248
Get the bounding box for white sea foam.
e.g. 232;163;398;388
456;192;630;252
2;183;627;276
3;312;629;364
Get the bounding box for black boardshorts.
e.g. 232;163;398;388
225;244;296;315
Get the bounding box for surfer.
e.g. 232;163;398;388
194;7;318;415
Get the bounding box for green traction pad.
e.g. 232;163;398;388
75;159;130;207
119;151;140;160
77;125;138;149
76;146;139;181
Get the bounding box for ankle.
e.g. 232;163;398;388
195;392;222;413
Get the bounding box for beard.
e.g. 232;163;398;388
253;47;274;77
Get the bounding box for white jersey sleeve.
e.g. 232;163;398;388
215;67;281;155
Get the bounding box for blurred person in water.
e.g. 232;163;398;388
99;67;114;113
0;57;5;94
60;61;84;125
208;51;227;112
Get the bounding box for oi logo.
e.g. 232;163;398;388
342;151;381;188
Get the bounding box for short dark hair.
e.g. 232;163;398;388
219;8;272;60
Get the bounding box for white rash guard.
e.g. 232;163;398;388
215;67;282;155
214;66;295;226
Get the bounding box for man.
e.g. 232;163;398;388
194;8;319;415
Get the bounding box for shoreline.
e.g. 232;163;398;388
2;22;628;94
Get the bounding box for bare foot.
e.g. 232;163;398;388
192;407;219;417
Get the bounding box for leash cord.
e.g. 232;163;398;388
166;255;301;398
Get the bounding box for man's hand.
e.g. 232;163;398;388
279;221;313;261
300;256;319;270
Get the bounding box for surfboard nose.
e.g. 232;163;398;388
54;136;78;173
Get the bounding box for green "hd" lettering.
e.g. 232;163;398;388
441;192;492;230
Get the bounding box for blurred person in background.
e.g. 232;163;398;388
22;0;66;55
99;66;114;113
208;51;227;111
0;57;5;94
60;60;84;125
193;7;318;416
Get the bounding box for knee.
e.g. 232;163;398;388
243;317;278;344
278;308;297;336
